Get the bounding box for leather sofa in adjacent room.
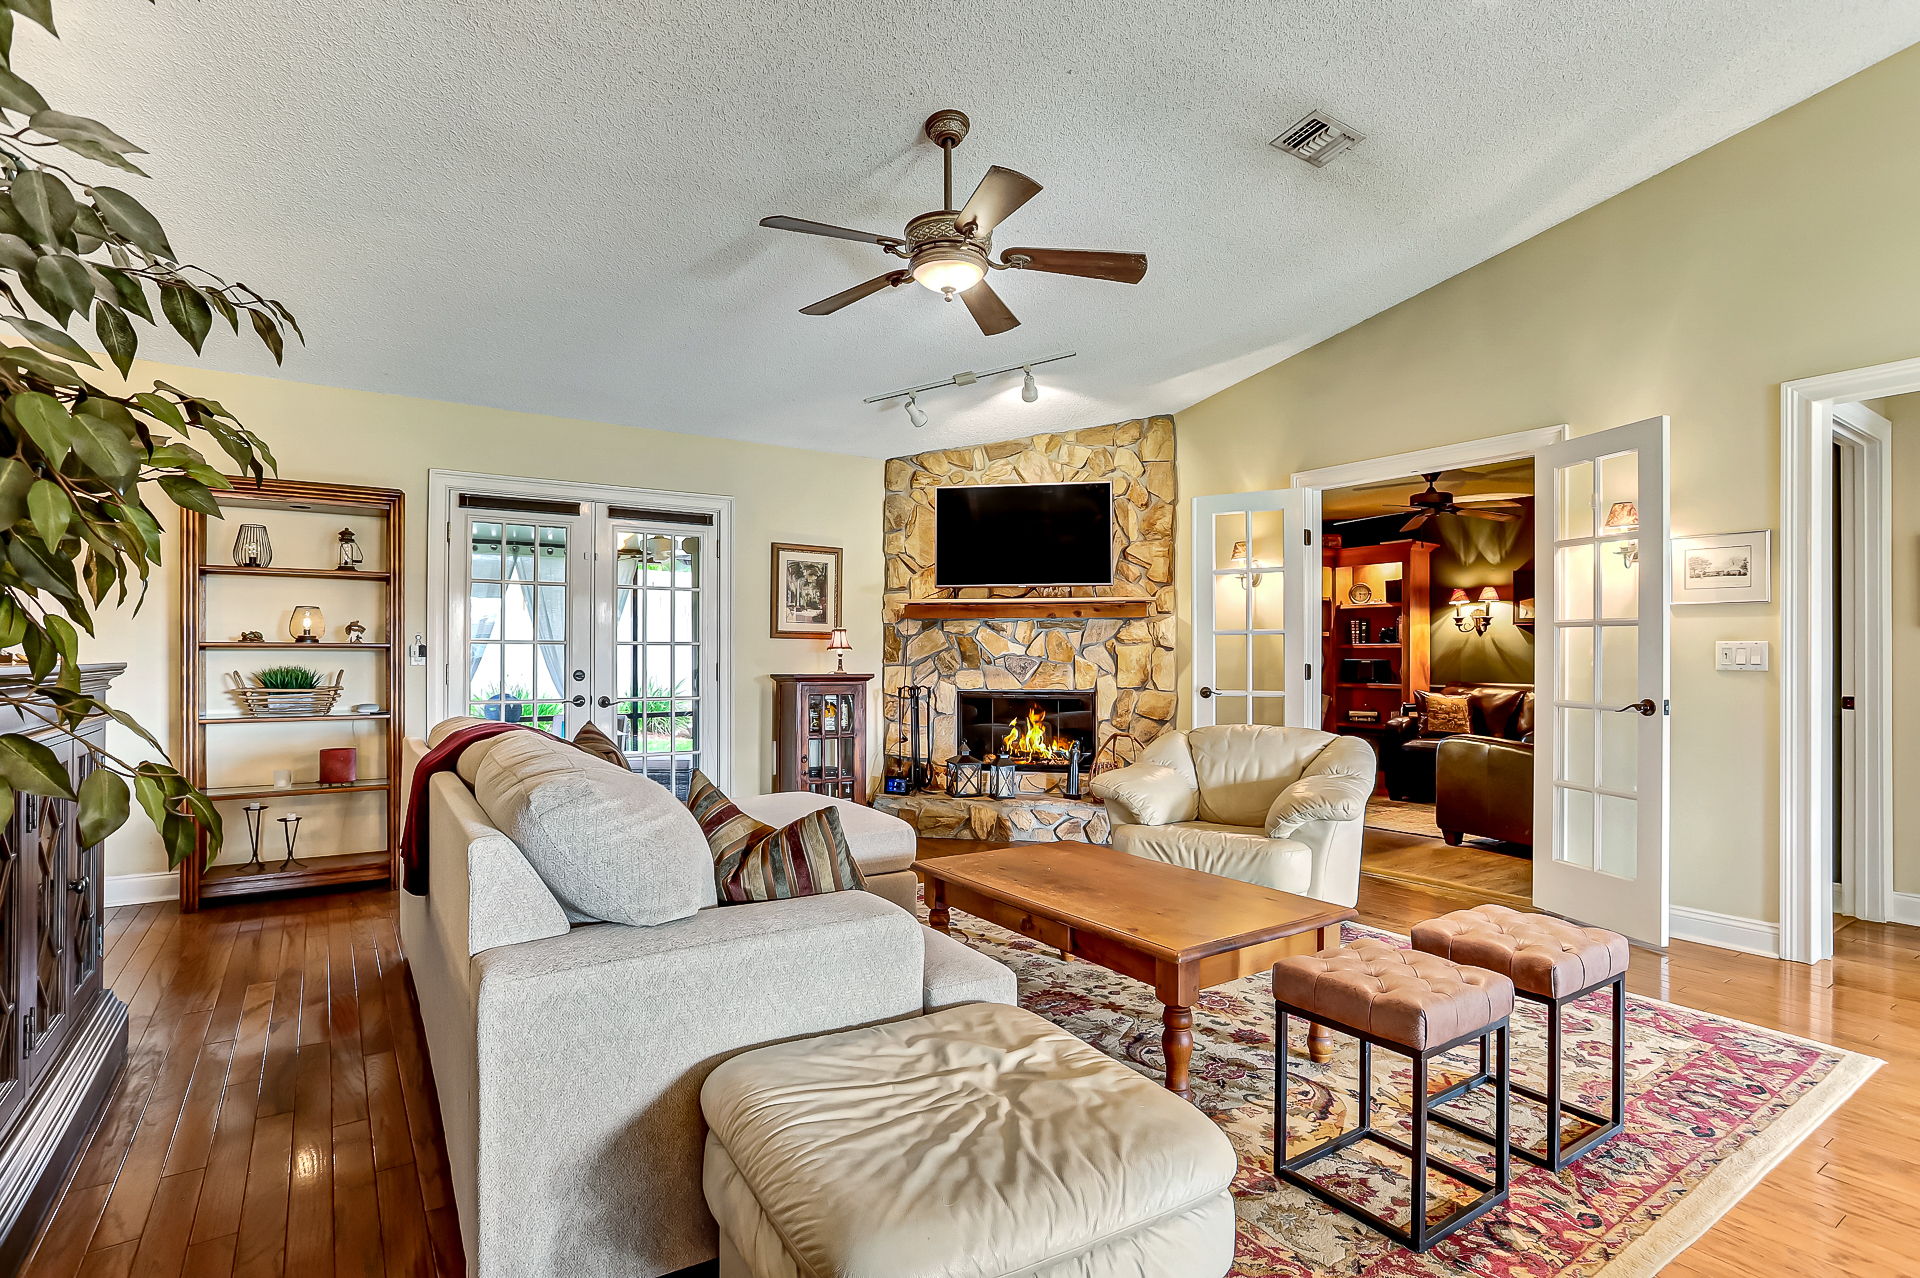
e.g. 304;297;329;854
1381;686;1534;845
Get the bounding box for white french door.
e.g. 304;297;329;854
1191;490;1317;728
440;482;726;798
1533;418;1671;944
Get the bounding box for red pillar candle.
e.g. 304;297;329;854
319;747;358;785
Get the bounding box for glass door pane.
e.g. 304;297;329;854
609;525;710;799
463;517;579;733
1192;490;1313;728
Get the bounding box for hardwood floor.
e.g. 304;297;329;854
22;866;1916;1276
1360;827;1533;905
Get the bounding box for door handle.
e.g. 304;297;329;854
568;695;587;707
1198;686;1214;699
596;696;612;708
1612;698;1658;716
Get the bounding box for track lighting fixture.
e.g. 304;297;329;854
866;350;1075;424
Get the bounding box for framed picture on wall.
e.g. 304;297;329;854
771;543;843;637
1671;530;1771;604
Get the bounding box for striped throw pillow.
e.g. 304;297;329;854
686;771;867;904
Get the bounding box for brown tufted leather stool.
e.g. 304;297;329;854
1272;937;1514;1253
1413;904;1628;1170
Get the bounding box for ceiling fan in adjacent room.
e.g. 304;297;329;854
758;109;1148;336
1392;472;1523;534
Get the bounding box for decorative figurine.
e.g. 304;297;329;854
238;630;265;643
343;619;367;644
241;802;268;872
277;813;304;868
232;523;272;568
336;527;364;571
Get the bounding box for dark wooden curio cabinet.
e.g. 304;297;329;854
771;673;872;802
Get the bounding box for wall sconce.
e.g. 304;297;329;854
1604;501;1640;566
1230;540;1263;587
1450;587;1498;635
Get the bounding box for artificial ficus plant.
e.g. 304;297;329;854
0;0;295;867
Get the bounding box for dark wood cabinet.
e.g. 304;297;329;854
772;673;872;802
0;664;129;1272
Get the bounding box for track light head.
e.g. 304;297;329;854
1021;366;1037;402
904;394;928;428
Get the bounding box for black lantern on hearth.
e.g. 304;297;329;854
986;758;1020;800
946;751;985;798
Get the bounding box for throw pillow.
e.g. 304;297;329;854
1419;692;1472;736
569;721;631;769
687;771;867;904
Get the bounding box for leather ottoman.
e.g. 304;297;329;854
700;1002;1238;1278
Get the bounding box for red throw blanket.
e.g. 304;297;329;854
400;721;539;895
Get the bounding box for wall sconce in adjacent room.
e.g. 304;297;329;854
1450;586;1498;635
1604;501;1640;566
1229;540;1263;588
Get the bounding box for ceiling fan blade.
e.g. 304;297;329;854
1459;499;1524;509
1399;513;1434;533
956;166;1043;236
1001;247;1148;284
959;277;1020;336
760;215;904;247
1451;508;1518;522
798;271;908;316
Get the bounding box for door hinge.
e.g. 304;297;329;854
1304;662;1313;681
444;521;452;544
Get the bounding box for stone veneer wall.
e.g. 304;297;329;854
881;416;1176;780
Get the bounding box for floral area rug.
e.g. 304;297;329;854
933;913;1879;1276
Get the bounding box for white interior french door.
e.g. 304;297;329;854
1533;418;1671;945
442;486;724;798
1191;490;1317;728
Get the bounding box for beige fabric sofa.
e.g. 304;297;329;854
1090;724;1374;906
398;723;1015;1278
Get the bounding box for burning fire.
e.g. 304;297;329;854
1001;704;1077;763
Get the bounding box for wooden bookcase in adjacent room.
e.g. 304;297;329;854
178;478;404;910
1321;538;1432;737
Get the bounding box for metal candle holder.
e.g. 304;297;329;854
242;802;268;871
277;813;304;869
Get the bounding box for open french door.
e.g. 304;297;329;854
1191;490;1318;728
1533;418;1671;945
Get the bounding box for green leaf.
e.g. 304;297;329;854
0;786;12;832
3;0;54;36
0;9;14;61
0;594;23;648
157;474;223;518
248;308;285;363
93;301;135;375
0;231;34;274
0;343;84;385
26;478;69;545
203;287;238;333
10;390;70;460
88;187;173;259
9;533;75;599
80;546;116;605
89;697;164;754
0;61;47;115
0;457;29;524
1;313;94;364
68;403;139;488
33;254;93;316
159;284;210;352
57;140;146;177
97;266;153;322
131;391;183;430
43;611;77;662
28;111;143;156
77;766;130;847
0;733;73;798
9;169;74;244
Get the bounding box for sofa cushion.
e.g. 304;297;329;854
734;792;917;876
689;772;867;904
1511;692;1536;739
1089;762;1197;826
428;716;526;785
1112;821;1313;894
700;1002;1237;1278
1417;691;1472;736
569;721;630;768
1187;724;1332;827
472;730;716;925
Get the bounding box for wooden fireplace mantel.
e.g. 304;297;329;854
899;597;1153;620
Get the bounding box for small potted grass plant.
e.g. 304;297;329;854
231;666;343;717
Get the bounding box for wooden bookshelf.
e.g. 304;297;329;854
179;477;405;911
1321;539;1432;734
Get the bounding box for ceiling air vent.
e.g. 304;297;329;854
1270;111;1363;167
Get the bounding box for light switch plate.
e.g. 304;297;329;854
1715;640;1769;671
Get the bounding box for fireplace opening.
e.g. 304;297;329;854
956;691;1096;772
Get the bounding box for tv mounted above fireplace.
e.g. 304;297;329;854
935;482;1113;588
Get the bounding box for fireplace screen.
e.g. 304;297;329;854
956;691;1096;770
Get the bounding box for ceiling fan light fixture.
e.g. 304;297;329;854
911;248;986;297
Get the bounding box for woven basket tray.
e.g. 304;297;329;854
227;672;345;717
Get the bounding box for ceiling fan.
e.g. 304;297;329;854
758;108;1147;336
1394;472;1523;534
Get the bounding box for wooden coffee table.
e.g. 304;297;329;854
917;842;1356;1100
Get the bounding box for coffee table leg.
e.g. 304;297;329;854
927;881;951;935
1162;1004;1194;1100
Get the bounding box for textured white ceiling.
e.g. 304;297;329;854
22;2;1920;458
1322;459;1534;520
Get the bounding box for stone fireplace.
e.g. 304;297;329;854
874;416;1176;844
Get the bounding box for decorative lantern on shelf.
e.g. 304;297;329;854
946;752;985;798
986;758;1019;799
336;527;364;571
231;523;272;568
289;605;325;643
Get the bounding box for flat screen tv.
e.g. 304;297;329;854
934;482;1113;588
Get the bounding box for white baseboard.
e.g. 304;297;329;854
1889;892;1920;929
106;871;178;908
1669;906;1781;958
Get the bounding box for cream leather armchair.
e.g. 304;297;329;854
1090;725;1375;906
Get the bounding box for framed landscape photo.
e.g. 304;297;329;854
1671;530;1771;604
770;543;842;637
